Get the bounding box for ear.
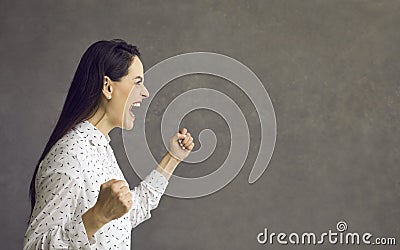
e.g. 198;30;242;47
102;76;113;99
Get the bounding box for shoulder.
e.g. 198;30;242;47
38;129;89;179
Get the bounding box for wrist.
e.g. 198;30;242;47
156;152;181;180
85;205;108;228
166;151;182;164
82;205;107;239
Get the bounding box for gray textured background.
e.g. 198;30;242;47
1;0;399;249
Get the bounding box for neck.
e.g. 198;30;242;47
87;108;114;138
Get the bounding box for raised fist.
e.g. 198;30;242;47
168;128;194;161
92;179;132;224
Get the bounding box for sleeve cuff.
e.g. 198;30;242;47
65;215;96;249
143;169;169;194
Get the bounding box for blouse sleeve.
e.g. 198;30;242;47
130;169;169;228
23;154;95;250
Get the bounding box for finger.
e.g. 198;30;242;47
180;128;187;135
111;180;128;192
120;191;132;201
100;179;117;189
182;133;191;144
121;193;133;207
125;199;133;211
120;186;130;195
187;142;195;151
177;133;187;140
184;137;193;147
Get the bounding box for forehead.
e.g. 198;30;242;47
127;56;143;76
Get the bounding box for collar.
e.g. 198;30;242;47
73;120;111;147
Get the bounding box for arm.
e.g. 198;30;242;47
155;152;181;180
130;129;194;228
25;156;133;249
83;179;132;237
156;128;195;180
24;170;94;250
81;207;106;242
129;167;169;228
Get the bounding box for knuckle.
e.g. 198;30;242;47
111;185;119;193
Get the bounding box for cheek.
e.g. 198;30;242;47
112;86;131;113
119;85;134;101
119;86;137;111
128;86;141;100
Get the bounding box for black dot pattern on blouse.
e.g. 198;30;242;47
24;120;169;249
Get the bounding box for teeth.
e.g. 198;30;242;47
133;102;141;107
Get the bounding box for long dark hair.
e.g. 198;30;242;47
29;39;141;216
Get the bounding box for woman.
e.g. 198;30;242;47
24;39;194;249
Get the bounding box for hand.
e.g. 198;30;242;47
168;128;195;161
92;179;132;224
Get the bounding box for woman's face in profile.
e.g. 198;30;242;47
109;56;149;130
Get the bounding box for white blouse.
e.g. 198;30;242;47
24;120;169;249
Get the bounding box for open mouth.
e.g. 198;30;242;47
129;101;141;118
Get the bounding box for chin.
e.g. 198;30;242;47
122;117;135;130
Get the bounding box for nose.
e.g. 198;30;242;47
141;85;150;99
